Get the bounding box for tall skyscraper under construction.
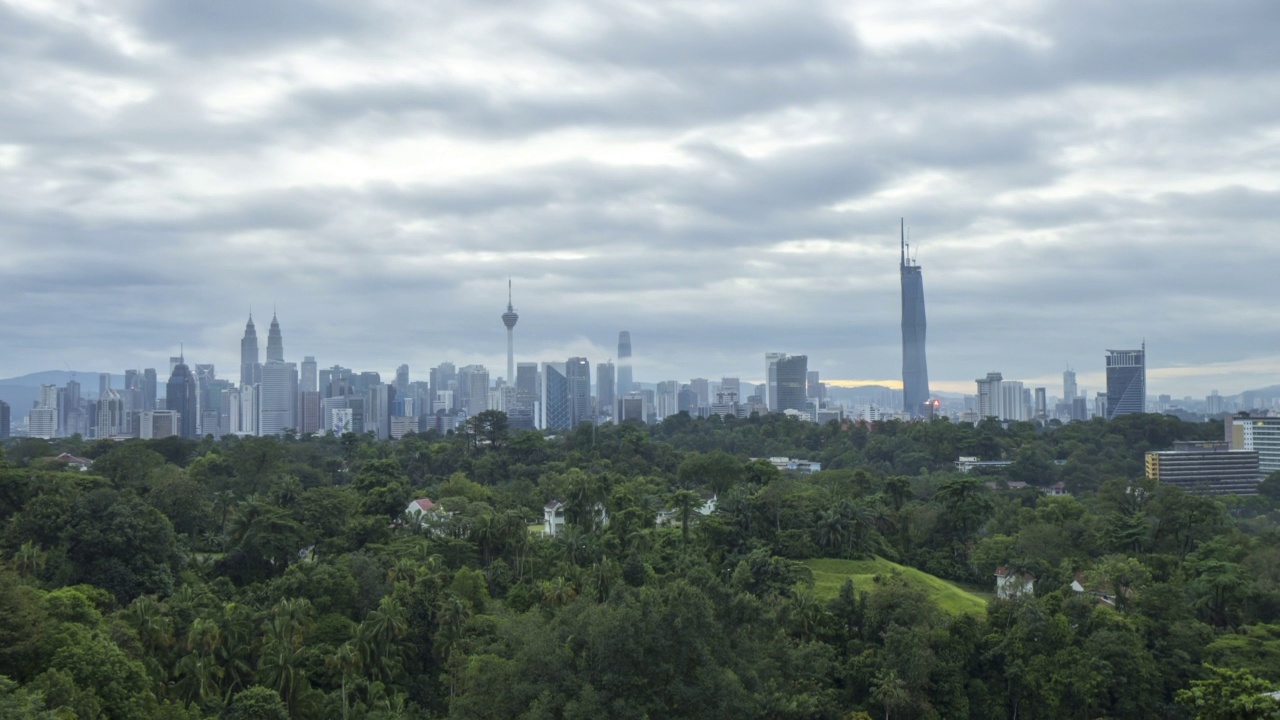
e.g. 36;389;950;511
900;219;931;418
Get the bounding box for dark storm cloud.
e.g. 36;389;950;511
1;0;1278;397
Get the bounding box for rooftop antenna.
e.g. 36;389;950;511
900;218;905;266
180;342;184;363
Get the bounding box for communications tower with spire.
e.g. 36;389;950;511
502;280;519;383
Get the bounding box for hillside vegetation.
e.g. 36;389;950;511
805;557;990;615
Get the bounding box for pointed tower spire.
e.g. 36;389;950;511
900;217;906;267
502;279;519;383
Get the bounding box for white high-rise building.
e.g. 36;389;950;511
765;353;785;411
1000;381;1026;421
96;389;125;438
657;381;679;420
27;384;59;438
141;410;179;439
239;385;258;436
467;367;490;417
976;373;1002;419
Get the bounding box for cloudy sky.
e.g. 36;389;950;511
2;0;1278;397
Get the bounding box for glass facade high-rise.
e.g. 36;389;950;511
596;361;616;420
617;331;633;394
166;356;199;439
1106;345;1146;419
567;357;591;427
541;362;571;431
775;355;809;413
900;219;931;418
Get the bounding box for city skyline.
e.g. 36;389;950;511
2;3;1278;397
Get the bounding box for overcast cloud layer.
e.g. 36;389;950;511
3;0;1279;397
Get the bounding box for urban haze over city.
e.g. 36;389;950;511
2;1;1279;435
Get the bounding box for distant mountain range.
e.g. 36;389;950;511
0;371;130;413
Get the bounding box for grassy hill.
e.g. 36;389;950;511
804;557;991;616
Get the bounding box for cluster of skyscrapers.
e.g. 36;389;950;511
4;223;1262;442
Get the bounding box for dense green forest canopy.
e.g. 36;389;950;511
3;411;1280;719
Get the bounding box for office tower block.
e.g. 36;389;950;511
1034;387;1047;421
806;371;821;399
141;410;179;439
1072;397;1088;422
142;368;157;411
678;385;699;416
457;365;489;416
258;361;298;436
900;219;931;418
502;280;519;384
1106;345;1146;419
367;384;396;440
617;332;633;394
431;363;457;411
566;357;591;427
299;391;321;435
597;361;616;420
775;355;809;413
28;386;58;439
516;362;538;408
0;400;8;438
976;373;1003;419
689;378;709;408
1000;381;1026;421
617;395;645;423
235;386;256;435
302;357;318;394
266;313;284;362
96;390;125;438
721;377;741;402
1063;369;1077;403
763;353;784;411
166;356;199;439
394;364;409;395
125;369;139;392
352;372;381;398
59;379;80;437
240;315;260;388
656;381;679;420
1146;441;1261;496
541;362;571;430
98;373;111;397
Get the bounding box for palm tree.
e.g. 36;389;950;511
669;489;703;545
474;513;501;565
386;557;419;587
358;595;408;684
325;641;362;720
436;593;473;700
13;540;46;580
815;509;850;555
212;490;236;534
872;669;909;720
540;577;577;609
126;595;174;655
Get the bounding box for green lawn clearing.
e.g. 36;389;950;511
804;557;990;616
